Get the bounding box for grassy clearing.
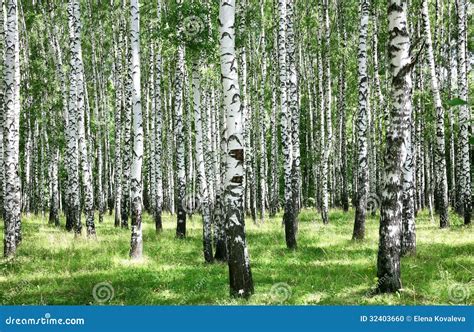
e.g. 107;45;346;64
0;209;472;305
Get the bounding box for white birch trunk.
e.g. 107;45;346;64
219;0;254;297
3;0;21;257
129;0;144;259
421;0;449;228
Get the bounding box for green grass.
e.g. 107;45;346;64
0;209;472;305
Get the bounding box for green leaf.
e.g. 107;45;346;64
470;136;474;145
446;98;468;107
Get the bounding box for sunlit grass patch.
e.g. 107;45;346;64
0;209;472;305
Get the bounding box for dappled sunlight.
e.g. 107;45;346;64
1;209;472;305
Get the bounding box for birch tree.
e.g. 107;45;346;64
129;0;144;259
377;0;413;292
175;28;186;238
278;0;297;249
353;0;369;240
66;0;82;236
0;0;4;221
192;61;213;263
421;0;449;228
456;0;471;225
74;0;96;237
219;0;254;298
3;0;21;257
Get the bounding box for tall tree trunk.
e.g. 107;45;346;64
3;0;21;257
377;0;413;293
129;0;144;259
219;0;254;298
421;0;449;228
74;0;96;237
278;0;297;249
121;26;132;229
287;0;300;216
337;0;349;212
192;60;213;263
269;47;280;217
0;0;4;221
114;19;124;228
66;0;82;236
353;0;370;240
175;41;186;238
321;0;332;224
154;52;163;232
456;0;471;225
259;2;267;223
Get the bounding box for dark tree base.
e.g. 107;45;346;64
321;208;329;224
114;212;121;228
49;208;60;227
176;207;186;238
376;276;402;293
283;203;297;250
203;241;214;263
214;240;227;262
86;211;96;238
155;212;163;233
228;259;254;299
464;203;471;225
121;204;130;229
68;207;82;236
353;209;366;240
65;213;73;232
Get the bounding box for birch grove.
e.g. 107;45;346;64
1;0;472;301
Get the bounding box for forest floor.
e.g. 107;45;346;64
0;209;472;305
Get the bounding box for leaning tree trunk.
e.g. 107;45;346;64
353;0;370;240
456;0;471;225
3;0;21;257
129;0;144;259
66;0;82;236
377;0;413;293
421;0;449;228
219;0;254;298
278;0;297;249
